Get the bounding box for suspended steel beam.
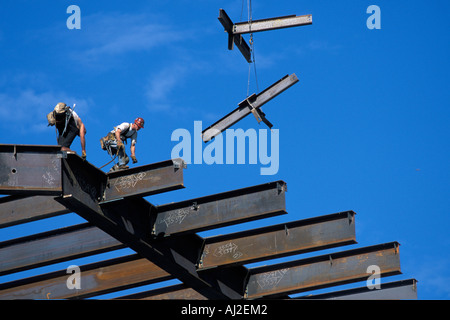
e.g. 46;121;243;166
153;181;287;236
0;223;123;276
202;74;299;142
233;14;312;35
0;195;70;228
102;159;185;202
199;211;356;269
218;9;252;62
0;254;172;300
245;242;402;299
0;144;64;195
295;279;418;300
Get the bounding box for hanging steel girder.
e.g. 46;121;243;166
233;14;312;34
202;74;299;142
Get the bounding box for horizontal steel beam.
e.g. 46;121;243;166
199;211;356;269
0;144;63;195
0;195;70;228
202;74;299;142
0;144;185;201
245;242;402;299
116;284;207;300
0;254;171;300
0;223;123;276
233;14;312;34
153;181;287;236
296;279;418;300
102;159;185;202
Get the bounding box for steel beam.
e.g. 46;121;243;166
0;223;123;276
245;242;402;299
218;9;252;62
233;14;312;34
58;155;242;299
102;159;185;202
296;279;418;300
199;211;356;269
0;254;172;300
202;74;299;142
0;144;63;195
0;195;70;228
153;181;287;236
117;284;207;300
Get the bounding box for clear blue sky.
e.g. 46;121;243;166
0;0;449;299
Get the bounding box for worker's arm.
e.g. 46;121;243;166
130;142;138;163
115;128;125;150
77;117;87;159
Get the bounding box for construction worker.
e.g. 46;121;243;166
101;117;145;172
47;102;87;160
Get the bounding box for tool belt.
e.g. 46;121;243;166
100;132;115;150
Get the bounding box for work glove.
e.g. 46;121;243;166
82;150;87;161
131;155;138;164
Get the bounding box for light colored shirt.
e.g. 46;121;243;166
111;122;138;146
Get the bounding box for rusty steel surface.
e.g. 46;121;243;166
0;143;415;300
296;279;418;300
117;284;207;300
153;181;287;236
245;242;401;299
0;144;63;195
102;159;185;202
0;223;123;276
199;211;356;269
0;254;171;300
0;195;70;228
